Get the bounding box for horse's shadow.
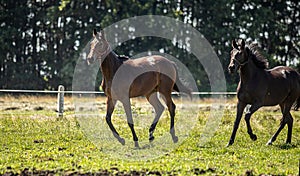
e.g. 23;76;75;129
273;142;299;150
131;143;155;150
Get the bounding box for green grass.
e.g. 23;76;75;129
0;96;299;175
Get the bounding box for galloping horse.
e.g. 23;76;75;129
86;29;191;148
227;39;300;146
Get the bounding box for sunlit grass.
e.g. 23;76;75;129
0;95;299;175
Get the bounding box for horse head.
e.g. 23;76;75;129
228;39;249;73
86;29;111;65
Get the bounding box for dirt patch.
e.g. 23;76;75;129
2;168;164;176
0;95;75;112
0;168;274;176
192;167;216;175
4;107;20;111
33;106;44;111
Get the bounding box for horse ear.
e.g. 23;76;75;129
100;30;106;40
240;39;245;50
232;40;238;49
93;29;98;37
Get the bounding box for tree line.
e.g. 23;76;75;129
0;0;299;91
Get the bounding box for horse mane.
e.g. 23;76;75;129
109;51;130;63
247;43;269;69
118;55;130;62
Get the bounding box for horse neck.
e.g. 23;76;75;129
239;58;260;83
100;51;122;81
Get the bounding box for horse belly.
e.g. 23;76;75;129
263;90;289;106
129;72;159;97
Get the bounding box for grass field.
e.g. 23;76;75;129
0;95;299;175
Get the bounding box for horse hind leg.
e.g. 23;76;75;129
267;117;286;145
146;92;165;142
167;98;178;143
267;103;293;145
286;112;293;144
160;92;178;143
159;74;178;143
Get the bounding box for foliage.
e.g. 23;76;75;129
0;0;299;91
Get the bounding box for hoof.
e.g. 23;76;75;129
118;137;125;145
134;141;140;148
149;136;155;142
172;136;179;143
226;143;232;147
266;140;273;146
250;134;257;141
226;140;234;147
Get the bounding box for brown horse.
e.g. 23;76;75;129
227;39;300;146
86;29;191;148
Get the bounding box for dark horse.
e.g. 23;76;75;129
227;39;300;146
86;29;191;148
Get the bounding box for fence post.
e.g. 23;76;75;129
57;85;64;117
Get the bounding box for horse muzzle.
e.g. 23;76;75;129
228;65;236;74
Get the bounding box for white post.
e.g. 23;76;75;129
57;85;64;117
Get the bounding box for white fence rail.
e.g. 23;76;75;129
0;89;236;95
0;86;237;117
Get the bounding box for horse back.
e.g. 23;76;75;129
123;55;176;76
264;66;300;105
267;66;300;85
113;55;177;98
237;66;300;105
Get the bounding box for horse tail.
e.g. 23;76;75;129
293;72;300;111
173;69;192;99
293;97;300;111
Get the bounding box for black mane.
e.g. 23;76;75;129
118;55;130;62
247;43;269;69
110;51;130;63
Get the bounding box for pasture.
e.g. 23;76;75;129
0;95;299;175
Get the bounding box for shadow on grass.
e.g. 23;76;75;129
273;143;299;150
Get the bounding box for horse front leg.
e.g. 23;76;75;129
122;98;139;148
160;92;178;143
245;103;261;141
106;97;125;145
227;101;247;146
